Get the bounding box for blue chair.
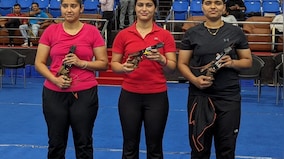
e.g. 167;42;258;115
83;0;100;14
190;0;203;16
172;1;190;20
0;0;16;16
262;0;281;15
33;0;50;12
244;0;262;16
173;0;190;2
49;0;61;18
17;0;33;13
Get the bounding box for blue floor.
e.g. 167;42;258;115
0;77;284;159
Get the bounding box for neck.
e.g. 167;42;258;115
204;20;224;29
63;21;82;29
136;20;153;29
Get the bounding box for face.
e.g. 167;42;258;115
61;0;83;22
202;0;225;20
135;0;156;22
31;4;39;11
13;6;21;14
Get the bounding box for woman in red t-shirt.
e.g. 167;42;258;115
111;0;177;158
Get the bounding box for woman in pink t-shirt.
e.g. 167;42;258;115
34;0;108;158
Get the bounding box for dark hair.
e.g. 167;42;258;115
135;0;157;7
202;0;226;3
60;0;83;7
61;0;83;5
31;2;39;7
13;3;21;8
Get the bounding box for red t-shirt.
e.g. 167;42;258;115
39;23;105;92
6;13;28;24
112;22;176;94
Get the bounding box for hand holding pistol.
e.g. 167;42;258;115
57;45;77;77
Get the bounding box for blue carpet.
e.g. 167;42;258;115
0;78;284;159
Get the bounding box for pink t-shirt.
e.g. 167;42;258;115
39;23;105;92
112;22;176;94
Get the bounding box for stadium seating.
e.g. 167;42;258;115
244;0;262;17
262;0;281;15
0;13;54;46
49;0;61;18
17;0;33;13
243;16;274;51
173;0;190;1
189;0;203;16
83;0;100;14
0;0;17;16
182;16;207;31
34;0;50;12
172;1;190;20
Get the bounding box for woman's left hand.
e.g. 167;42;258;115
145;49;167;65
220;55;234;68
63;53;85;68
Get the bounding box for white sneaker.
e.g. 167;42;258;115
29;42;33;47
21;42;29;48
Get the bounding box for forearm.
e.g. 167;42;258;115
230;58;252;70
79;59;108;71
178;63;198;84
160;56;177;73
111;61;125;73
35;62;57;83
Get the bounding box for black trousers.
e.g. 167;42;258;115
42;86;99;159
188;96;241;159
119;89;169;159
101;11;114;46
5;19;21;43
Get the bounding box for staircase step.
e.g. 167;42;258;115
98;70;124;78
97;77;123;85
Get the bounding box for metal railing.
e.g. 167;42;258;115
0;16;108;45
156;19;283;52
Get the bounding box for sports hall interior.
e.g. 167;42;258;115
0;0;284;158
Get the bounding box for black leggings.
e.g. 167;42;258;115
42;86;99;159
119;89;169;159
188;96;241;159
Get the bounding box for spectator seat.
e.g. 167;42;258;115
242;16;274;52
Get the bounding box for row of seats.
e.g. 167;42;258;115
244;0;282;16
181;15;283;52
0;0;103;18
0;13;102;46
168;0;282;20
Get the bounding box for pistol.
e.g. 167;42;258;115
200;46;233;78
127;42;164;67
57;45;76;77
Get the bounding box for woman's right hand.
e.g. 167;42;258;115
193;75;213;89
54;75;72;89
122;60;136;73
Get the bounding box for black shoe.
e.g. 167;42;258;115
8;41;14;47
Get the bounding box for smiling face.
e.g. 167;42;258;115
31;3;40;12
135;0;156;22
202;0;226;20
61;0;84;23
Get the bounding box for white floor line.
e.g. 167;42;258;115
0;144;277;159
